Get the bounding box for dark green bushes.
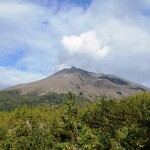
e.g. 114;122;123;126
0;92;150;149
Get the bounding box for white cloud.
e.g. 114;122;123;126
0;0;46;56
0;1;34;17
0;0;150;88
0;66;46;89
62;30;110;58
0;0;58;74
56;64;70;71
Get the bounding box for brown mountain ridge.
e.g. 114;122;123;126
6;66;150;98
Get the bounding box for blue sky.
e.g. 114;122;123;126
0;0;150;89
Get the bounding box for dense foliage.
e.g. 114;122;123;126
0;91;86;111
0;92;150;149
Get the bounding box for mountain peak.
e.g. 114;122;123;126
5;67;150;98
70;66;76;70
54;66;90;76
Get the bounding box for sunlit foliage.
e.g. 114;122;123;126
0;92;149;149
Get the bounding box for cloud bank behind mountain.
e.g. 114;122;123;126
0;0;150;89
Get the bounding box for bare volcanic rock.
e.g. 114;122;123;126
6;67;150;98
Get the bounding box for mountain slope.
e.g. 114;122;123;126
6;67;149;98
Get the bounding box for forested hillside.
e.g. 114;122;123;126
0;91;86;111
0;92;150;149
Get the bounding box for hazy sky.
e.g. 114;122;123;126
0;0;150;89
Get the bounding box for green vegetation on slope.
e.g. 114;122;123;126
0;91;87;111
0;92;150;149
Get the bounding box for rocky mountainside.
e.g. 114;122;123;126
6;67;149;98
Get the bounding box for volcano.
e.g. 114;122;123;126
6;67;149;98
